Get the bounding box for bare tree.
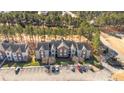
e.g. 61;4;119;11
72;56;79;64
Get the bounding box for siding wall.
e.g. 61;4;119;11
5;51;13;61
35;50;49;60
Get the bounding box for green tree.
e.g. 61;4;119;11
92;29;100;55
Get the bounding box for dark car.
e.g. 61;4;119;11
51;66;60;74
79;67;83;73
78;66;88;73
82;66;88;72
15;67;21;75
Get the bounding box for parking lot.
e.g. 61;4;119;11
0;66;112;81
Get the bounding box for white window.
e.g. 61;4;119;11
60;49;62;53
40;51;44;57
41;52;43;54
60;53;62;56
18;54;22;60
83;51;86;55
64;49;67;55
60;49;62;56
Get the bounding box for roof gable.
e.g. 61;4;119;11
19;44;28;52
0;43;4;51
77;42;91;50
36;42;49;50
51;44;56;50
2;43;10;50
57;41;69;49
71;44;76;50
39;46;44;51
16;47;22;53
82;45;86;50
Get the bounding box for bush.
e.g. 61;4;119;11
31;61;40;66
93;60;103;69
60;61;68;66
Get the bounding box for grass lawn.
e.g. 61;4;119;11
2;61;40;68
56;59;75;65
1;56;103;69
80;56;103;69
16;61;40;67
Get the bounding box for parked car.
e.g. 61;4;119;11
79;67;83;73
82;66;88;72
15;67;21;75
51;66;60;74
77;64;89;73
77;65;83;73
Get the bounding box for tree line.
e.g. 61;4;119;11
0;11;101;55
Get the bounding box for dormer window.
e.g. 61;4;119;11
51;50;55;54
83;51;86;55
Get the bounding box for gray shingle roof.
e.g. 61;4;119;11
76;42;83;50
36;42;49;50
57;41;69;49
1;40;91;52
76;42;91;50
2;42;10;50
20;44;28;52
50;40;76;48
1;42;28;52
10;43;19;52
